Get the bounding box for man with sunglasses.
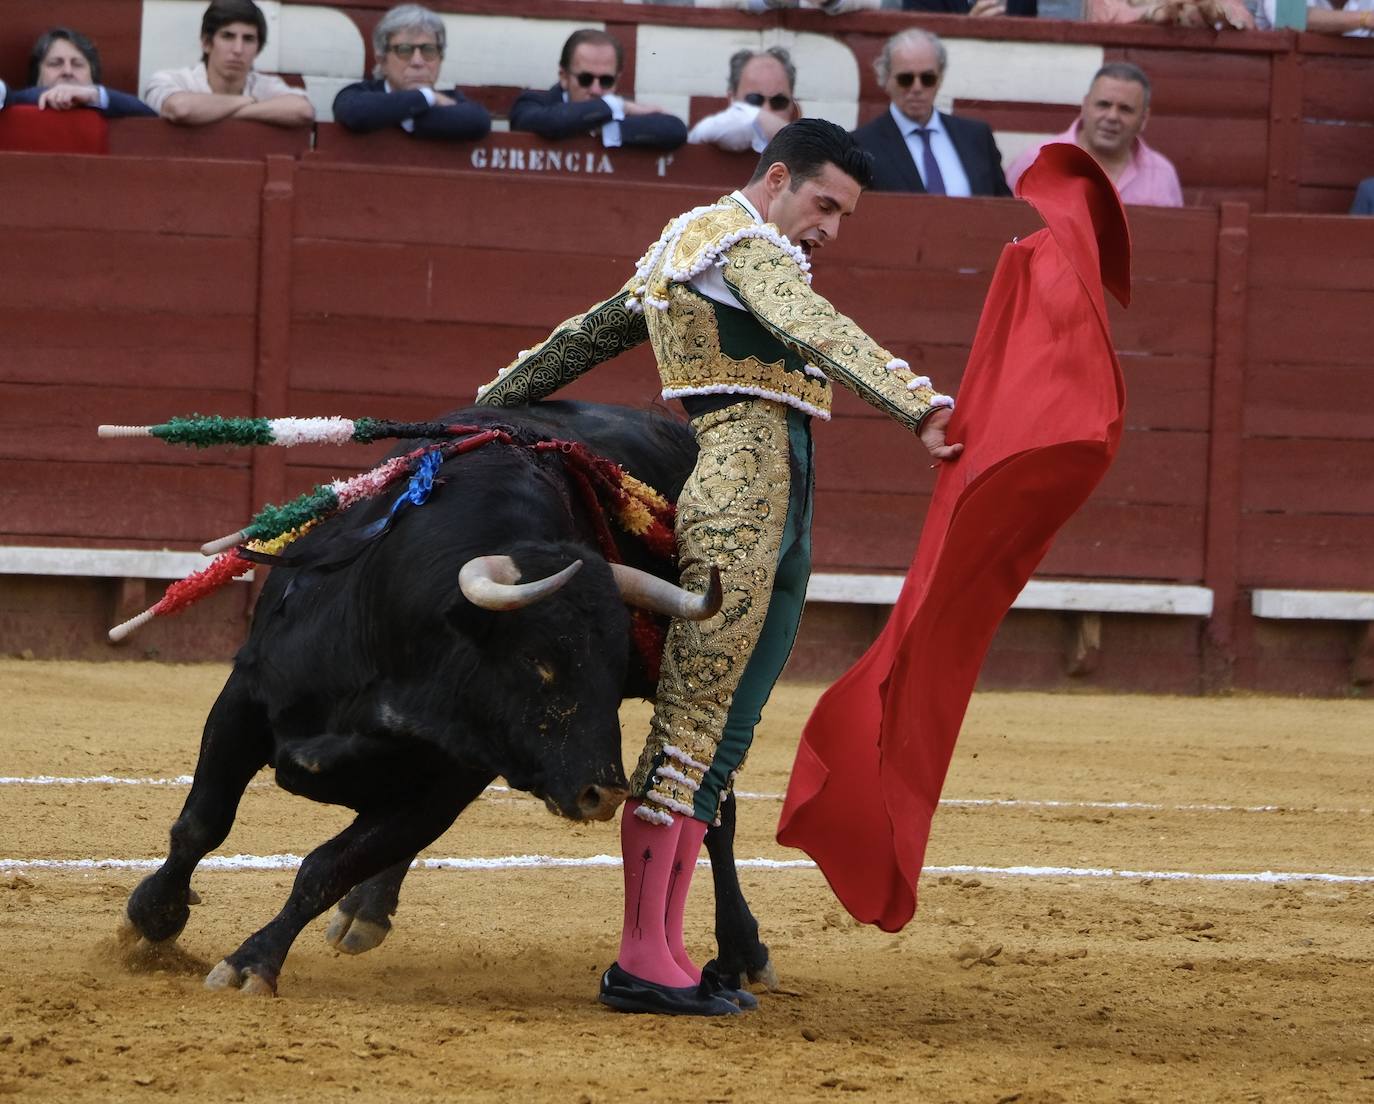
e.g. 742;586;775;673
509;29;686;150
475;118;958;1015
333;4;489;140
688;47;800;154
852;29;1010;197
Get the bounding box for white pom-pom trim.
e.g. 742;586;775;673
662;744;711;774
655;765;700;792
633;804;674;826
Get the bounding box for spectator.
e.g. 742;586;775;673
143;0;314;127
1085;0;1253;26
1255;0;1374;33
687;47;799;154
852;29;1011;197
332;4;490;139
819;0;1017;14
1352;178;1374;215
1;27;155;117
509;29;686;150
1004;63;1182;208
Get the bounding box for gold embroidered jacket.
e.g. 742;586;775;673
476;195;952;435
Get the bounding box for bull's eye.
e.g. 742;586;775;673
533;660;555;685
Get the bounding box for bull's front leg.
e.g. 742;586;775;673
704;791;776;988
323;856;414;954
206;768;486;995
122;671;271;948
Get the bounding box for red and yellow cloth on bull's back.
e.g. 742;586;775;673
777;143;1132;932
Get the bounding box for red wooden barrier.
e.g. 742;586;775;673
0;150;1371;692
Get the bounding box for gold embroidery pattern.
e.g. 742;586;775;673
475;287;648;408
631;401;792;812
722;240;942;435
650;286;832;413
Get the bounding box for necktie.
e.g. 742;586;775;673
913;126;946;196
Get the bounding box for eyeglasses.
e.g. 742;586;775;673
574;71;617;90
743;92;793;112
387;42;441;61
894;70;940;90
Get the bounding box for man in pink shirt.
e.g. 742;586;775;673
1006;62;1183;208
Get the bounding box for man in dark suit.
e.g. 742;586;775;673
509;29;685;151
332;3;488;140
852;29;1010;198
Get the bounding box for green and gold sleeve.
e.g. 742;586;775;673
474;281;649;408
721;236;952;435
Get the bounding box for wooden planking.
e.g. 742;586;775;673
1298;119;1374;189
1143;116;1269;189
1243;362;1374;440
107;118;312;160
1247;287;1368;366
1295;185;1359;214
0;309;257;390
0;459;251;545
1119;354;1212;432
0;229;259;315
810;489;1204;579
1239;513;1374;589
0;153;263;236
1247;215;1374;288
1240;438;1374;515
1116;46;1272;118
1300;55;1374;125
815;420;1207;506
0;383;252;466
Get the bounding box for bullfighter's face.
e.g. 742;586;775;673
760;160;862;260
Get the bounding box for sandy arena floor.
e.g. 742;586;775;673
1;658;1371;1103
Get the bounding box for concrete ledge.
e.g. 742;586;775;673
807;573;1213;616
0;546;252;582
1252;589;1374;621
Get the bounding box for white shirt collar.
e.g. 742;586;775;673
890;102;944;138
729;189;763;223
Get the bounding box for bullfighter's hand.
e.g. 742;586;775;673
920;406;963;462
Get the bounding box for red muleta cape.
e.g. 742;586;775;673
776;143;1132;932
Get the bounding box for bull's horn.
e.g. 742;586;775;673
459;555;583;611
611;564;722;622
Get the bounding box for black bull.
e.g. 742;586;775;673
121;401;774;995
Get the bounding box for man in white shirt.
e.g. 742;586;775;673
687;47;800;154
143;0;314;128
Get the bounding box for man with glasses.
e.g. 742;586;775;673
333;3;490;139
509;29;686;150
688;47;800;154
852;29;1010;197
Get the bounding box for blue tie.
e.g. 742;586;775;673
913;126;946;196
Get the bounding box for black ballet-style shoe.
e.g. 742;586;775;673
698;962;759;1010
597;962;742;1016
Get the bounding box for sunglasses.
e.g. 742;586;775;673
574;71;617;90
894;70;940;90
387;42;440;61
743;91;793;112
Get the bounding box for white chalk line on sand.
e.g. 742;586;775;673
2;775;1369;817
2;853;1372;885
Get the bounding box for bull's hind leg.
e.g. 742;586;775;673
704;792;777;989
206;769;486;995
324;856;414;954
123;671;271;946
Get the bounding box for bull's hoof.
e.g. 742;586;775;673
115;913;143;947
748;957;779;991
323;909;391;955
205;959;276;996
187;888;202;906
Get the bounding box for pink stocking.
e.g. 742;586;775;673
665;816;708;983
616;800;694;987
